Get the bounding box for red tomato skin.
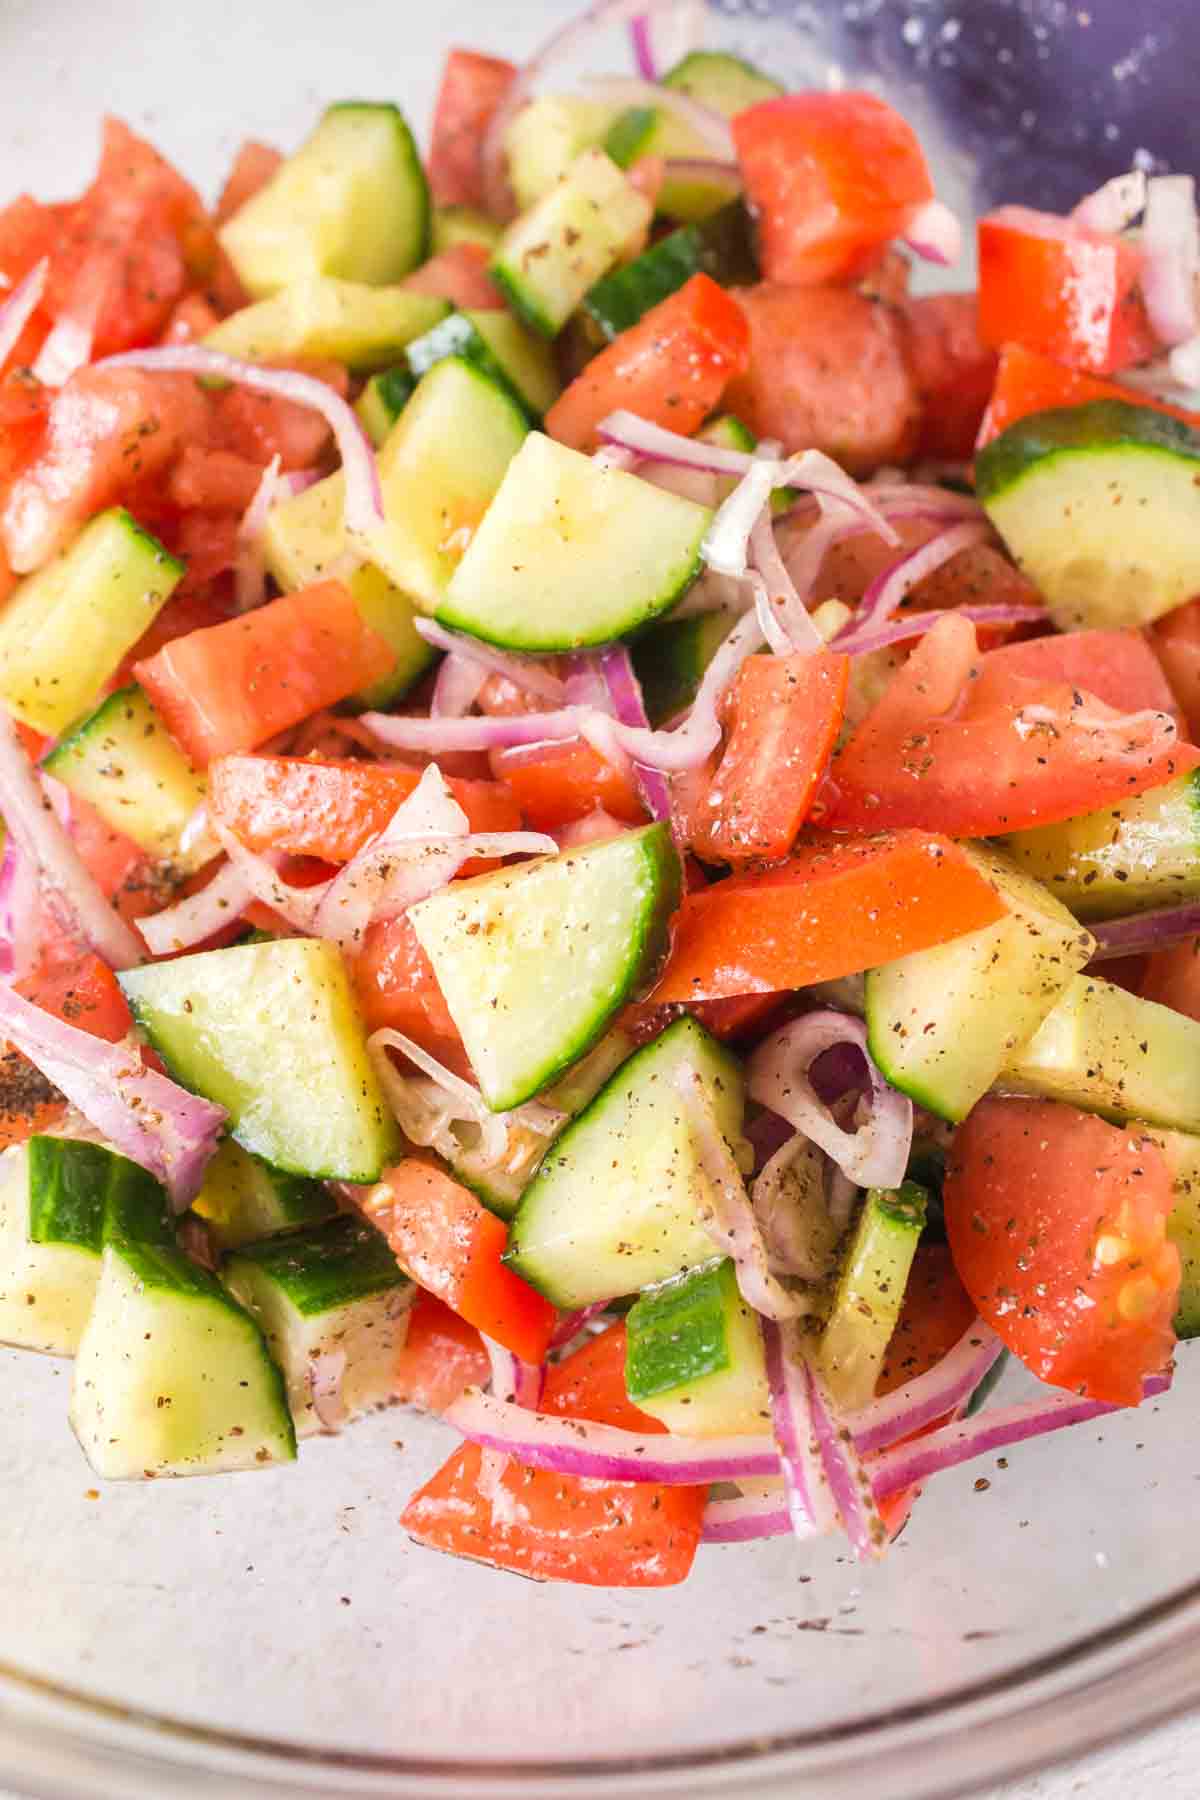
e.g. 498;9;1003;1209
215;140;284;226
1151;598;1200;745
427;48;517;209
733;94;933;287
946;1099;1178;1405
985;628;1186;735
978;342;1200;448
491;737;647;831
977;208;1159;376
212;359;348;470
546;274;750;453
393;1291;491;1414
1140;937;1200;1023
898;292;999;462
725;284;921;475
351;909;468;1068
401;244;505;310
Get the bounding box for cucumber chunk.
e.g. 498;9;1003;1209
204;277;447;372
262;472;435;710
431;206;503;255
1004;975;1200;1135
1135;1126;1200;1339
976;401;1200;631
503;96;618;213
1001;771;1200;921
220;102;429;300
355;367;417;446
506;1016;744;1307
70;1239;296;1478
582;202;756;341
409;825;680;1112
438;432;711;651
489;149;652;338
405;308;560;421
661;50;785;113
223;1215;412;1437
191;1138;335;1252
625;1257;770;1434
817;1182;927;1411
42;686;213;871
0;1139;103;1354
632;609;735;725
119;939;400;1182
866;844;1096;1124
0;508;183;735
355;357;529;615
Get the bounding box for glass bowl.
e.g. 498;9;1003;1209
1;2;1198;1795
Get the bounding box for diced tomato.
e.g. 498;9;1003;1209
732;94;933;287
983;628;1187;735
679;651;848;866
14;949;132;1044
215;140;284;226
1;366;208;573
394;1290;491;1414
725;284;920;474
351;910;470;1074
159;291;221;346
977;342;1200;448
622;990;789;1048
944;1097;1178;1406
364;1158;557;1364
491;737;647;831
166;445;267;514
827;614;1200;837
1150;598;1200;744
0;370;49;493
653;828;1006;1003
877;1244;976;1396
1140;937;1200;1023
162;510;240;596
546;274;750;453
212;359;348;469
897;293;999;462
427;48;517;209
401;1322;707;1587
401;244;505;311
977;207;1159;376
134;581;394;766
208;754;521;864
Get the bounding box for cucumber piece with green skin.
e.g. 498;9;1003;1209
405;309;560;422
975;401;1200;631
1000;771;1200;921
0;508;183;735
223;1215;413;1437
582;202;757;341
817;1182;927;1411
506;1016;744;1307
625;1256;770;1434
431;206;503;255
119;939;400;1182
219;102;429;300
70;1239;296;1478
1141;1126;1200;1337
355;357;529;615
489;149;653;338
503;96;618;213
191;1138;335;1252
661;50;785;112
604;107;658;170
355;367;417;447
1004;975;1200;1135
0;1139;104;1354
262;472;435;710
866;843;1096;1125
438;432;711;651
204;277;447;372
409;825;681;1113
632;609;735;726
42;687;214;872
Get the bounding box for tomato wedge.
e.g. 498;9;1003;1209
732;94;933;286
944;1097;1178;1406
215;140;283;226
135;581;394;766
897;292;998;462
401;1322;708;1587
977;207;1159;376
1140;938;1200;1024
393;1291;492;1415
351;911;470;1075
877;1244;976;1396
828;614;1200;837
546;274;750;453
977;343;1200;449
679;650;848;867
983;628;1186;734
427;47;517;209
653;829;1006;1004
365;1158;557;1364
1151;599;1200;745
402;243;505;311
490;737;647;831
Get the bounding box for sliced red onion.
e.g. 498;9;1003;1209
748;1012;913;1191
806;1359;886;1560
548;1301;611;1351
834;519;992;646
901;198;963;267
0;258;48;370
598;646;672;821
629;12;658;78
234;453;283;614
0;830;42;981
1072;168;1147;235
415;619;567;705
367;1026;564;1171
137;857;254;956
176;1212;219;1273
0;711;143;971
1168;336;1200;390
585;76;735;160
362;707;591;755
431;652;488;721
309;1348;350;1431
702;1488;794;1544
760;1317;837;1539
749;510;824;654
32;313;94;388
591;444;641;474
675;1065;809;1321
598;411;761;476
835;599;1045;659
864;482;985;519
1087;900;1200;963
848;1321;1005;1457
0;984;224;1206
482;1335;545;1409
444;1385;779;1483
94;346;384;535
870;1371;1172;1499
749;1133;844;1293
1140;175;1199;348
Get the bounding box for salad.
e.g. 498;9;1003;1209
0;0;1198;1590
